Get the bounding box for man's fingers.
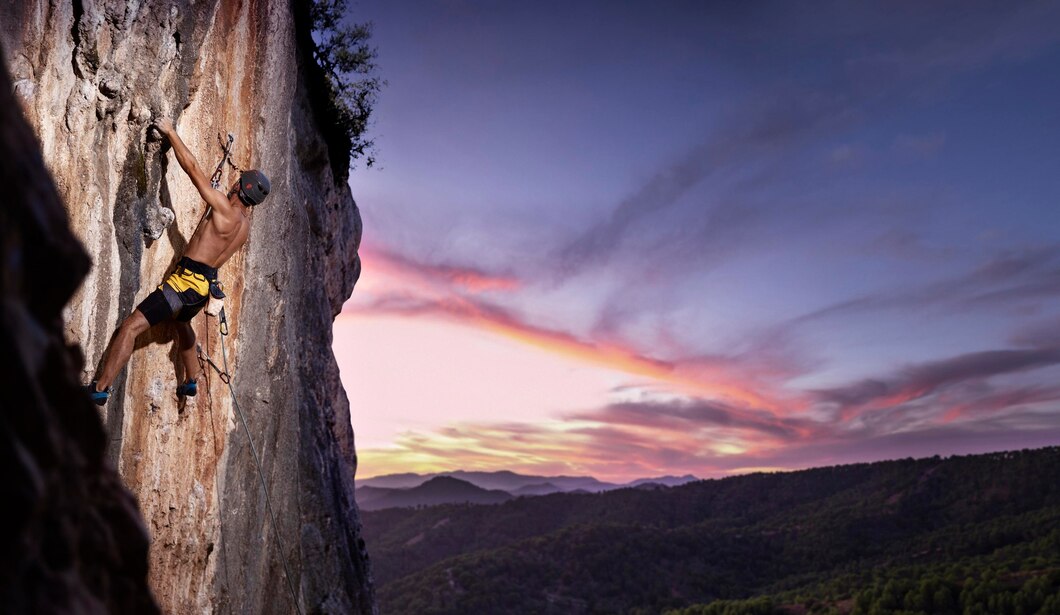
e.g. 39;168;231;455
152;118;174;133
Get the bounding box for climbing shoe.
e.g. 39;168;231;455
177;378;197;398
84;381;110;406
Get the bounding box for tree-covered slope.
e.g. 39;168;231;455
361;447;1060;614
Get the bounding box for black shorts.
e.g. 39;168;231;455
136;257;218;326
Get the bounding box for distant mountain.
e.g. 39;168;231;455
355;476;511;511
511;482;562;496
361;447;1060;614
452;470;624;492
353;485;395;508
357;469;695;494
626;474;698;488
356;472;431;489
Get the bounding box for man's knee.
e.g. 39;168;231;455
120;310;151;337
176;322;196;344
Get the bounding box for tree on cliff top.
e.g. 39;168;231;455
310;0;383;168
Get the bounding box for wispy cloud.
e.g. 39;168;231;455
552;85;858;279
568;398;820;441
814;348;1060;419
1010;314;1060;349
789;245;1060;326
939;385;1060;423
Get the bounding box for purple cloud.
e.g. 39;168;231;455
569;398;819;441
814;348;1060;415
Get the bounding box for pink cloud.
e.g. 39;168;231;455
814;348;1060;420
360;244;520;294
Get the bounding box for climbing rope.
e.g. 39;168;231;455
199;308;303;615
198;323;233;615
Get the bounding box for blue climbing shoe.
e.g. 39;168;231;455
84;381;110;406
177;378;197;398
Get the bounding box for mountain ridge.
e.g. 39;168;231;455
358;469;699;494
357;476;513;511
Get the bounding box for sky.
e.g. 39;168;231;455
335;0;1060;483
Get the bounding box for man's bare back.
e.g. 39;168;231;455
184;193;252;269
85;117;271;405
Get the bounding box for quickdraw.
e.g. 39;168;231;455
219;306;229;337
210;133;234;190
210;132;247;190
196;342;230;384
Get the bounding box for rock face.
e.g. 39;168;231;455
0;40;157;615
1;2;374;613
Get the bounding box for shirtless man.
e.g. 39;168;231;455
86;118;271;405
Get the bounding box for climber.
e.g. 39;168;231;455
85;117;271;406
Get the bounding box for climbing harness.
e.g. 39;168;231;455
198;306;303;615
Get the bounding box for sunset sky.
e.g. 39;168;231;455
337;1;1060;482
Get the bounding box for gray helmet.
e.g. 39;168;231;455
237;169;271;206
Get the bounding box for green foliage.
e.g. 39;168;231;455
309;0;382;167
666;567;1060;615
665;596;775;615
360;447;1060;614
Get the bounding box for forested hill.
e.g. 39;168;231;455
361;447;1060;614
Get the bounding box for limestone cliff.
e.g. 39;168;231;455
0;39;157;614
1;1;374;613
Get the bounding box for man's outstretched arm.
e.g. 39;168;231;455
153;118;228;212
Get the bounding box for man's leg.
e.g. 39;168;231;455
96;310;151;391
175;321;201;384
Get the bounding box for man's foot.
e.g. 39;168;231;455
84;381;110;406
177;379;197;398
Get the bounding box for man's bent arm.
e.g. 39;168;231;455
155;119;228;212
